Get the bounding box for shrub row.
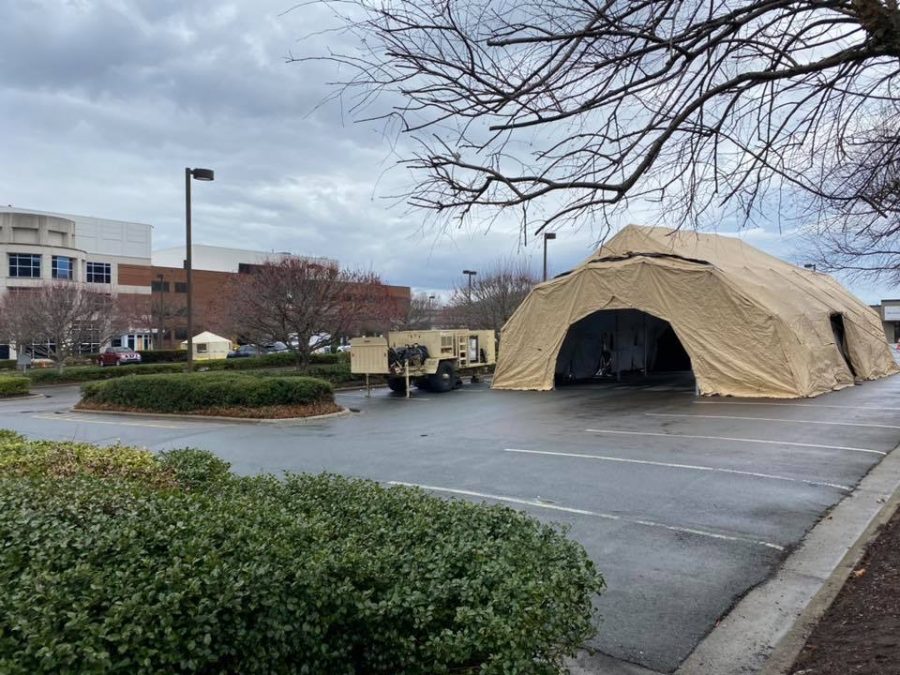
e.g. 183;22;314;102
80;372;335;413
0;361;17;371
0;434;603;673
138;350;346;366
135;349;187;363
0;377;29;398
25;363;185;385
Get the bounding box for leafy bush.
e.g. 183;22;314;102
26;363;185;385
157;448;231;489
80;372;334;414
0;376;29;398
0;361;17;371
0;435;603;674
203;351;345;371
0;437;174;488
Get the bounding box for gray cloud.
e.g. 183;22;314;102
0;0;891;302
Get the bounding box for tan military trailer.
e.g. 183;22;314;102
350;329;496;394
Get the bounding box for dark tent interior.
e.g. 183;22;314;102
554;309;692;383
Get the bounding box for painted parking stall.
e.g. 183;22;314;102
1;374;898;673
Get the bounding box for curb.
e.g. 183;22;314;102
675;441;900;675
760;483;900;675
0;393;45;403
68;406;353;425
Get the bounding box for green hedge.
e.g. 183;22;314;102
26;363;185;385
0;435;603;673
0;377;29;398
207;351;346;370
0;361;17;371
136;349;187;363
80;372;334;413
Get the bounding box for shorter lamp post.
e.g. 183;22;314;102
542;232;557;281
184;167;215;372
462;270;477;301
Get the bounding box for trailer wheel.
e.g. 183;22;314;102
387;377;407;394
429;360;456;393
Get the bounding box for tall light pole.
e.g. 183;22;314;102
156;273;165;350
542;232;557;281
462;270;477;301
185;167;214;372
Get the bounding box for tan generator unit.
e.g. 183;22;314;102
351;329;495;394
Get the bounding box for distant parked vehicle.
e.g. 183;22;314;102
226;342;289;359
97;347;142;367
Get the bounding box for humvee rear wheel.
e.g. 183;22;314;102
428;361;456;393
387;377;407;393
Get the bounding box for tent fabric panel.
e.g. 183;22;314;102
494;224;898;398
495;257;802;397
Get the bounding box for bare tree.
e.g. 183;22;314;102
803;121;900;281
397;292;440;329
227;259;398;368
0;290;41;362
445;259;537;334
303;0;900;248
0;284;127;371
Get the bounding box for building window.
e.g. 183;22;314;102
8;253;41;278
175;282;188;293
151;280;170;292
174;328;188;340
52;255;74;280
86;262;111;284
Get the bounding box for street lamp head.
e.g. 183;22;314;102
190;168;215;182
463;269;477;276
544;232;557;240
803;263;816;271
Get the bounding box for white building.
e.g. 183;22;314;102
152;244;336;273
0;206;153;360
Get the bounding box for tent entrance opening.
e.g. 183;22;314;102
555;309;692;385
830;313;857;377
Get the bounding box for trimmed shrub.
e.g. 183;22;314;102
0;376;29;398
0;436;603;674
25;363;185;385
0;361;17;371
157;448;231;489
0;437;174;488
80;372;334;414
136;349;187;363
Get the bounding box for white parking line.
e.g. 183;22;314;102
32;413;186;430
388;481;785;551
694;400;899;412
646;412;900;430
504;448;852;491
585;428;886;456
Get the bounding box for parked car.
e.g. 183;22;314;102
97;347;142;367
226;342;289;359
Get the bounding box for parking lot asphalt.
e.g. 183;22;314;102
2;372;899;673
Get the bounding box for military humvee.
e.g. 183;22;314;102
350;329;496;394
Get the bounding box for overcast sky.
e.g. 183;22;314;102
0;0;894;302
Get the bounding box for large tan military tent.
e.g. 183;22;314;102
493;225;897;398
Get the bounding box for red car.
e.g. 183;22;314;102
97;347;142;367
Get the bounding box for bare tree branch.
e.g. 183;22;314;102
296;0;900;254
